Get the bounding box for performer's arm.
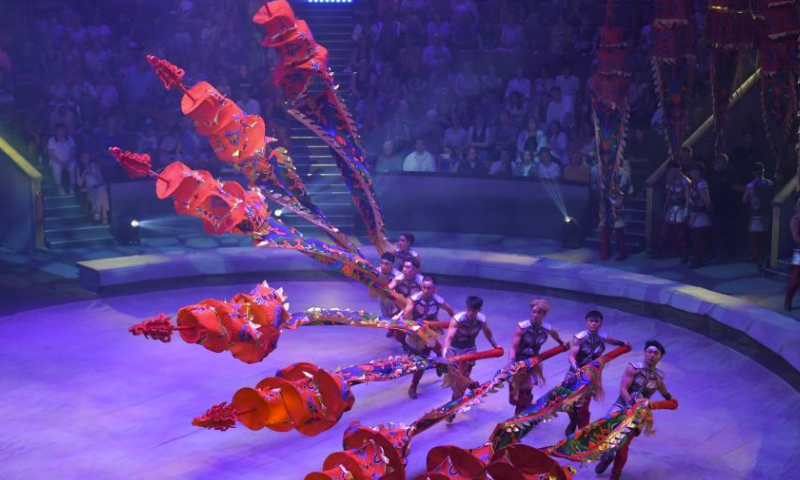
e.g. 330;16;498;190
441;317;458;355
403;300;414;320
683;178;691;211
701;184;713;215
509;326;523;362
441;301;457;318
481;323;498;349
658;378;675;402
619;363;637;405
568;336;580;370
791;215;800;244
742;184;751;204
387;277;398;291
604;335;630;348
549;327;567;348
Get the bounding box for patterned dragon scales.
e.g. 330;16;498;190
302;345;573;480
411;345;632;479
192;347;503;435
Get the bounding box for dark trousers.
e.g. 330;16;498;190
690;226;711;265
610;434;634;479
749;231;766;265
600;227;627;260
786;266;800;306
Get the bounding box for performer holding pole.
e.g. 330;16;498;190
594;340;676;479
377;252;401;337
388;257;423;349
441;295;499;422
565;310;629;436
507;299;567;415
784;196;800;311
403;275;455;399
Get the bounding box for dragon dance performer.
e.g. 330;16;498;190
388;257;423;349
395;232;421;270
654;162;691;262
441;295;499;422
565;310;629;436
508;298;567;414
594;340;676;479
377;252;401;337
784;197;800;311
403;275;455;399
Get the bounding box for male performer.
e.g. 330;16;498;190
441;295;499;421
743;162;773;269
388;257;423;348
654;162;691;262
687;161;713;269
377;252;401;337
784;197;800;310
395;232;421;270
508;298;567;414
403;275;455;399
594;340;676;480
565;310;629;436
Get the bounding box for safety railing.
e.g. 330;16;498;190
770;175;798;268
0;131;44;253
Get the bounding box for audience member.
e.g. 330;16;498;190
403;138;436;172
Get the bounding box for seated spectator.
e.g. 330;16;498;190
545;120;568;163
505;91;527;126
562;151;591;183
372;10;403;62
452;0;480;26
532;67;555;105
579;122;597;162
376;140;404;173
349;58;376;103
537;148;561;179
481;63;504;98
403;138;436;172
489;148;514;176
555;64;580;99
494;111;519;151
545;86;574;129
423;33;451;68
437;146;459;173
550;16;574;54
427;10;451;44
451;11;482;50
514;149;537;177
504;66;531;100
397;34;422;77
497;12;523;52
77;152;109;225
453;60;481;101
443;112;468;151
47;123;76;194
456;146;487;176
238;89;261;116
468;112;494;161
516;118;544;161
573;13;595;53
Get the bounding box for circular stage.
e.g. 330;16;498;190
1;280;797;479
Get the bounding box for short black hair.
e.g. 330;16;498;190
645;340;666;356
585;310;604;321
403;257;421;269
667;161;680;170
752;162;765;172
689;161;706;175
466;295;483;309
422;275;436;284
399;232;415;245
380;252;396;263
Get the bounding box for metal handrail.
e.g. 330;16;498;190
0;134;44;250
644;68;762;249
770;175;798;267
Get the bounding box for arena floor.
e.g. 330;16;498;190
1;280;797;480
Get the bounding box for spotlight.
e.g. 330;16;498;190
561;216;582;249
113;217;141;245
274;209;283;218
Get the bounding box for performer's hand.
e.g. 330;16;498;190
635;397;649;406
521;347;534;356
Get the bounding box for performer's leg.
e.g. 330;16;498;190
610;436;634;480
565;404;579;436
600;226;611;261
614;227;627;260
654;221;671;257
785;266;800;310
576;399;591;429
393;330;408;351
676;223;689;263
408;368;424;399
514;372;534;415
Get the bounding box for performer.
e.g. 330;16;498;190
388;257;423;349
395;232;421;270
565;310;629;436
594;340;676;480
441;295;499;421
507;298;567;414
403;275;455;399
784;197;800;311
654;162;691;262
687;161;713;269
377;252;401;337
743;162;773;269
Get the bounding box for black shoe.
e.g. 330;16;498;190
385;330;393;338
595;454;613;474
408;385;418;399
565;423;576;437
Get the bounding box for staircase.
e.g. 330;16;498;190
282;1;358;235
583;194;647;255
42;179;115;250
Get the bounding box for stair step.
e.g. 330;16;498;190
44;224;112;241
44;195;81;208
44;204;84;216
45;236;117;249
44;215;96;229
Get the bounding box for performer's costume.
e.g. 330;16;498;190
509;320;556;414
406;291;446;396
657;174;690;260
392;272;423;347
445;311;487;397
688;178;712;267
595;362;666;479
378;267;401;318
785;220;800;310
565;329;608;435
